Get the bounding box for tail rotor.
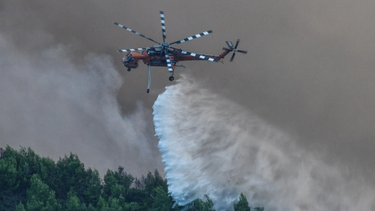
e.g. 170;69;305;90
223;39;247;62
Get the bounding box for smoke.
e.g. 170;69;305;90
153;74;375;211
0;31;162;176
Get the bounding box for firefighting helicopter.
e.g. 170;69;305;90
114;11;247;93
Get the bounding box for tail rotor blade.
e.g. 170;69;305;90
114;22;160;44
234;39;240;49
230;53;236;62
160;11;167;42
226;41;234;48
169;30;213;45
237;50;248;54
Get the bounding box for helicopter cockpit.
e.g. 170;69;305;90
123;52;137;71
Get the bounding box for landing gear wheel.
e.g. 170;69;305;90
169;76;174;81
127;68;131;72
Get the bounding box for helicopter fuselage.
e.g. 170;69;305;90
122;45;231;71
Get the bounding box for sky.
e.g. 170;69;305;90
1;0;375;208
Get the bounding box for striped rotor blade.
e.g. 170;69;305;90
165;53;174;72
169;30;213;45
177;49;219;62
117;48;147;53
160;11;166;42
114;22;160;44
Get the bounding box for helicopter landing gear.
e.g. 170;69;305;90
127;68;131;72
169;75;174;81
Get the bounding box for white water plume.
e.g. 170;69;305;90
153;74;375;211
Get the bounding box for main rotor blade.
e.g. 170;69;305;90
234;39;240;49
237;50;248;54
114;22;160;44
165;52;174;72
169;30;213;45
160;11;167;42
175;49;219;62
230;53;236;62
117;47;148;53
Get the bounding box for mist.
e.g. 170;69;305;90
154;75;375;210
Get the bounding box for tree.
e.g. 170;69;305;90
144;170;167;194
65;189;87;211
26;174;61;211
103;167;134;200
15;202;26;211
233;193;250;211
108;197;123;211
84;168;102;205
87;203;98;211
97;196;110;211
55;153;87;201
0;155;19;210
150;186;173;211
185;195;215;211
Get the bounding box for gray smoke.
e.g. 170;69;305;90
0;31;161;176
154;75;375;211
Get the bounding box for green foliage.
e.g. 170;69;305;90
185;194;215;211
26;174;61;211
55;153;87;201
87;203;98;211
65;189;87;211
103;167;134;200
0;155;19;209
233;193;250;211
15;202;26;211
150;186;172;211
144;170;167;194
85;168;102;205
0;146;266;211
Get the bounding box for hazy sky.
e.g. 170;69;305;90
1;0;375;189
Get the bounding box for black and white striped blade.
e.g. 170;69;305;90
165;53;173;72
117;48;147;53
169;30;213;45
114;22;160;44
177;49;219;62
160;11;166;42
226;41;234;48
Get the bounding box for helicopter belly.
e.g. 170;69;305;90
149;60;167;66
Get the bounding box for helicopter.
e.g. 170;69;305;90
114;11;247;93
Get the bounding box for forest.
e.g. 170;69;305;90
0;146;265;211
